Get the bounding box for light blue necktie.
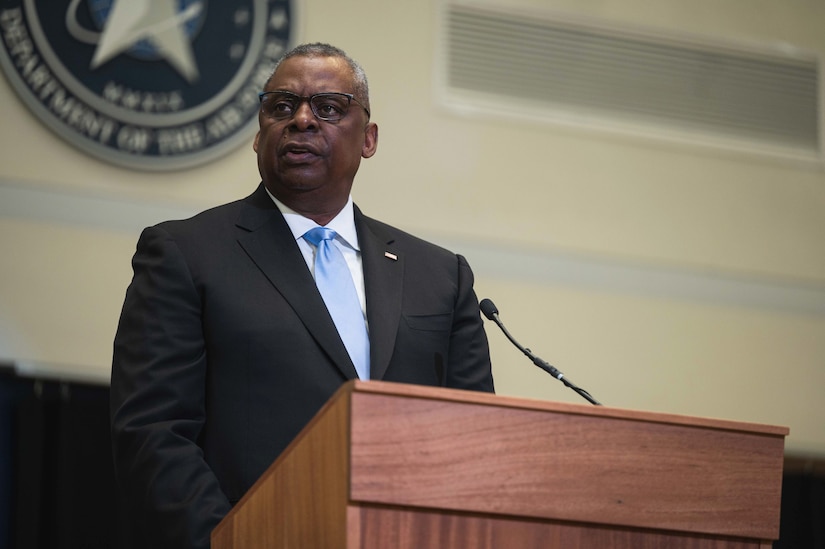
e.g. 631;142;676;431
303;227;370;380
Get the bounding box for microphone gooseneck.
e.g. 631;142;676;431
479;298;602;406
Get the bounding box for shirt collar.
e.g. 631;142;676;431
265;187;360;251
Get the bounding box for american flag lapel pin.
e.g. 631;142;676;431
384;251;398;261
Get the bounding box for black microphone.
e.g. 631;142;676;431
480;298;602;406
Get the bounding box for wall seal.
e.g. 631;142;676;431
0;0;294;170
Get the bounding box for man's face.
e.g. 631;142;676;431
253;55;378;216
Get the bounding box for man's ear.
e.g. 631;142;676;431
362;122;378;159
253;130;260;153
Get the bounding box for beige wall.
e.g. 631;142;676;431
1;0;823;454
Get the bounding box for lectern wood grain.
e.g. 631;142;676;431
348;389;784;539
212;380;787;549
353;505;770;549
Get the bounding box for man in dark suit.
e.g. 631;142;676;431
110;43;494;549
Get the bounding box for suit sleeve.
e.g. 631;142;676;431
110;225;230;549
445;254;495;392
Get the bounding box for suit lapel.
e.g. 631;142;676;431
356;208;403;381
234;185;359;380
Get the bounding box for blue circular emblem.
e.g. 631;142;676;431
0;0;295;170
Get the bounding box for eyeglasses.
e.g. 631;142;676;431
258;91;370;122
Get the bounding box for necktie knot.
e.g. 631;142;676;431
303;226;336;247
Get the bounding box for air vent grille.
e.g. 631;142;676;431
445;5;820;154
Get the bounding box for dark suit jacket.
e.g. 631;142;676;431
110;183;494;549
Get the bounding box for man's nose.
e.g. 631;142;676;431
289;99;317;130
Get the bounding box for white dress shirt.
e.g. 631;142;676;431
265;189;367;320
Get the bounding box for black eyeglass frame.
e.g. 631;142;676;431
258;91;371;121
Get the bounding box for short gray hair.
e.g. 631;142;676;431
266;43;370;112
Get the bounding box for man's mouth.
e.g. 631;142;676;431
281;142;321;164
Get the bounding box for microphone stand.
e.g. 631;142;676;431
494;315;601;405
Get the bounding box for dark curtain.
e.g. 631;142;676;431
775;458;825;549
0;370;116;549
0;368;30;547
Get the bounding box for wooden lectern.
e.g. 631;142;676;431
212;380;787;548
